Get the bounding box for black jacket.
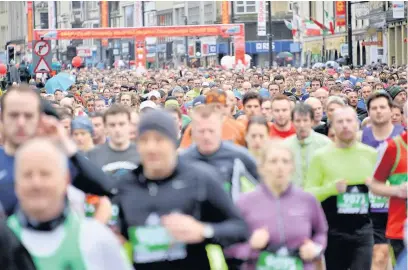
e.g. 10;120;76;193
0;219;36;270
113;157;249;270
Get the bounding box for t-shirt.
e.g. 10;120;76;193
305;142;377;231
87;142;140;180
269;123;296;139
373;132;407;239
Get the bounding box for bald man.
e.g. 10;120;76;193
314;88;329;109
8;138;132;270
305;97;324;127
305;107;377;270
241;81;252;94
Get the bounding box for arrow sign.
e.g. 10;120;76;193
34;58;51;73
32;40;52;74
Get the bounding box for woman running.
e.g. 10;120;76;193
226;140;328;269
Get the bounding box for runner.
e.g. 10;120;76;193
269;95;296;139
179;90;246;148
112;109;249;270
368;130;407;260
305;106;377;270
361;92;405;269
71;116;95;153
245;116;270;164
181;104;259;201
284;103;331;187
89;112;107;145
0;86;112;216
8;138;131;270
226;140;328;270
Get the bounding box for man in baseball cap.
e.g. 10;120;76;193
179;90;246;149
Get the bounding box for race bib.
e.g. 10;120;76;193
256;251;303;270
128;226;187;263
84;201;119;226
337;192;369;214
369;192;389;213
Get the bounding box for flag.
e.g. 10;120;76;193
310;17;328;31
284;20;297;36
284;20;292;30
303;19;321;36
324;10;335;35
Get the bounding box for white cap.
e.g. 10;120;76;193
202;82;209;87
147;90;161;100
139;100;157;112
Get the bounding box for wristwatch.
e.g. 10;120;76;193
203;224;215;239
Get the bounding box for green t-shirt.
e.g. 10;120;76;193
304;142;377;202
181;114;191;128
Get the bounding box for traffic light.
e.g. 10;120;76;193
7;45;15;64
195;41;201;58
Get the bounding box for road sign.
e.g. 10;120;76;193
32;40;52;73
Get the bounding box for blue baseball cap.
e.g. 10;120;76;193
259;88;270;98
192;95;206;107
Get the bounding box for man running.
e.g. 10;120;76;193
284;103;331;187
361;92;405;269
113;110;248;270
0;86;112;216
305;107;377;270
8;138;131;270
369;130;407;260
181;104;259;201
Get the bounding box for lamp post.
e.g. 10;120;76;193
183;16;189;67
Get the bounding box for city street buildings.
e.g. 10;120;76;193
0;1;406;67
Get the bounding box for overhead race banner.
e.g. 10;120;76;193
335;1;346;27
27;1;33;45
221;1;229;24
100;0;109;47
34;24;246;40
257;0;267;36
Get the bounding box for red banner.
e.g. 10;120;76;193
34;24;245;40
234;35;245;65
335;1;346;27
27;1;33;45
222;1;229;24
100;0;109;47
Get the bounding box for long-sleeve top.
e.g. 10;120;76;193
113;156;249;270
225;184;328;270
0;148;113;216
283;131;331;187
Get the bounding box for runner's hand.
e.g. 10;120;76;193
335;179;347;193
299;239;320;261
249;227;269;250
161;213;205;244
39;115;77;156
394;183;407;199
365;177;372;187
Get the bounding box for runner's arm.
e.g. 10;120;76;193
369;141;398;197
309;195;328;254
70;153;113;197
304;154;337;202
200;170;249;247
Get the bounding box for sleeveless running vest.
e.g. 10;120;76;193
7;212;87;270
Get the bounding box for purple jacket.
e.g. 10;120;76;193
225;184;328;270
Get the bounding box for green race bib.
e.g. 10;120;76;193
128;225;187;263
256;251;303;270
337;192;369;214
84;202;119;225
369;192;389;213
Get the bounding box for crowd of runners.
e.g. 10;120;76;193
0;63;407;270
